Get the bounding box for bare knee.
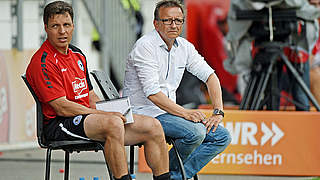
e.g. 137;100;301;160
100;115;125;140
146;117;165;141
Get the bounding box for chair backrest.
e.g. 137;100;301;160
90;70;120;99
21;75;48;148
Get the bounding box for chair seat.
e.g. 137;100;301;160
47;140;104;151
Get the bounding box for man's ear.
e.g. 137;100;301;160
153;20;158;30
44;24;48;33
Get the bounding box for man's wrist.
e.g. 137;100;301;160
213;109;224;118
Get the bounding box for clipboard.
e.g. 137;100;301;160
96;97;134;124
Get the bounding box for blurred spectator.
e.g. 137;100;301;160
309;0;320;104
91;28;100;51
92;0;144;51
177;0;239;107
121;0;144;40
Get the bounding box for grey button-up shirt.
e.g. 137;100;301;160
123;30;214;117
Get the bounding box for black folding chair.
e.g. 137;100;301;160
21;75;114;180
91;70;198;180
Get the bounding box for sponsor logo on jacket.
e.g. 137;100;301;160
72;77;88;99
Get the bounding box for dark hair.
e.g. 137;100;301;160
154;0;184;21
43;1;73;25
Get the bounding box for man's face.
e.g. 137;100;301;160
45;12;74;54
310;0;320;9
154;7;184;44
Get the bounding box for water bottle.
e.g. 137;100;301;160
130;174;136;180
93;177;99;180
79;178;85;180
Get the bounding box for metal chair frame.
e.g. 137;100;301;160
21;75;114;180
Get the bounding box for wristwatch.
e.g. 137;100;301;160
213;109;224;118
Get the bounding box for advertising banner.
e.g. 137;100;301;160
0;53;9;143
2;50;37;144
138;110;320;176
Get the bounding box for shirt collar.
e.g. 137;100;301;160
45;39;71;58
153;29;179;50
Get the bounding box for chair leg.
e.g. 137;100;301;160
193;174;199;180
64;151;70;180
170;139;187;180
129;145;135;175
45;148;52;180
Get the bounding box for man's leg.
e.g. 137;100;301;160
156;113;206;180
84;113;169;179
182;125;231;179
291;62;310;111
123;114;169;178
84;114;128;179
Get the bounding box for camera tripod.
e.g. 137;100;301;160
239;42;320;111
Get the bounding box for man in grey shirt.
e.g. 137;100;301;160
123;0;231;179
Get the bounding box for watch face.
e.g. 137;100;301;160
214;109;224;117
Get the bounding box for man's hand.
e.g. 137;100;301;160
183;109;206;123
202;115;223;133
102;111;127;123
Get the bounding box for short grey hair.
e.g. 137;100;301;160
154;0;184;21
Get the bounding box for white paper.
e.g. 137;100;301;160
96;97;134;124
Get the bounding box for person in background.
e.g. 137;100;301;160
123;0;231;179
26;1;170;180
309;0;320;105
121;0;144;40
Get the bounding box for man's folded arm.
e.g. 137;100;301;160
148;92;205;123
48;96;100;117
205;73;223;110
148;92;186;117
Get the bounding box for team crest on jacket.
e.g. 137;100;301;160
73;115;82;125
77;60;84;71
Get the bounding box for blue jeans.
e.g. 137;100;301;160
156;113;231;180
278;61;310;111
290;61;310;111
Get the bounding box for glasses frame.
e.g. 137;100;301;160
157;18;185;25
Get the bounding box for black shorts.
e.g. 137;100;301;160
44;114;90;141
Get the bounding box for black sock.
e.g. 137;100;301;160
114;174;132;180
153;172;171;180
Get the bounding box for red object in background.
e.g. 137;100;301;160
185;0;238;98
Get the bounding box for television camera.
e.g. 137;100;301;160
228;0;320;111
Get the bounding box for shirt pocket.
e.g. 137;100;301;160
174;66;185;86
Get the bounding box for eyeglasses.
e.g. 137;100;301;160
157;18;184;25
